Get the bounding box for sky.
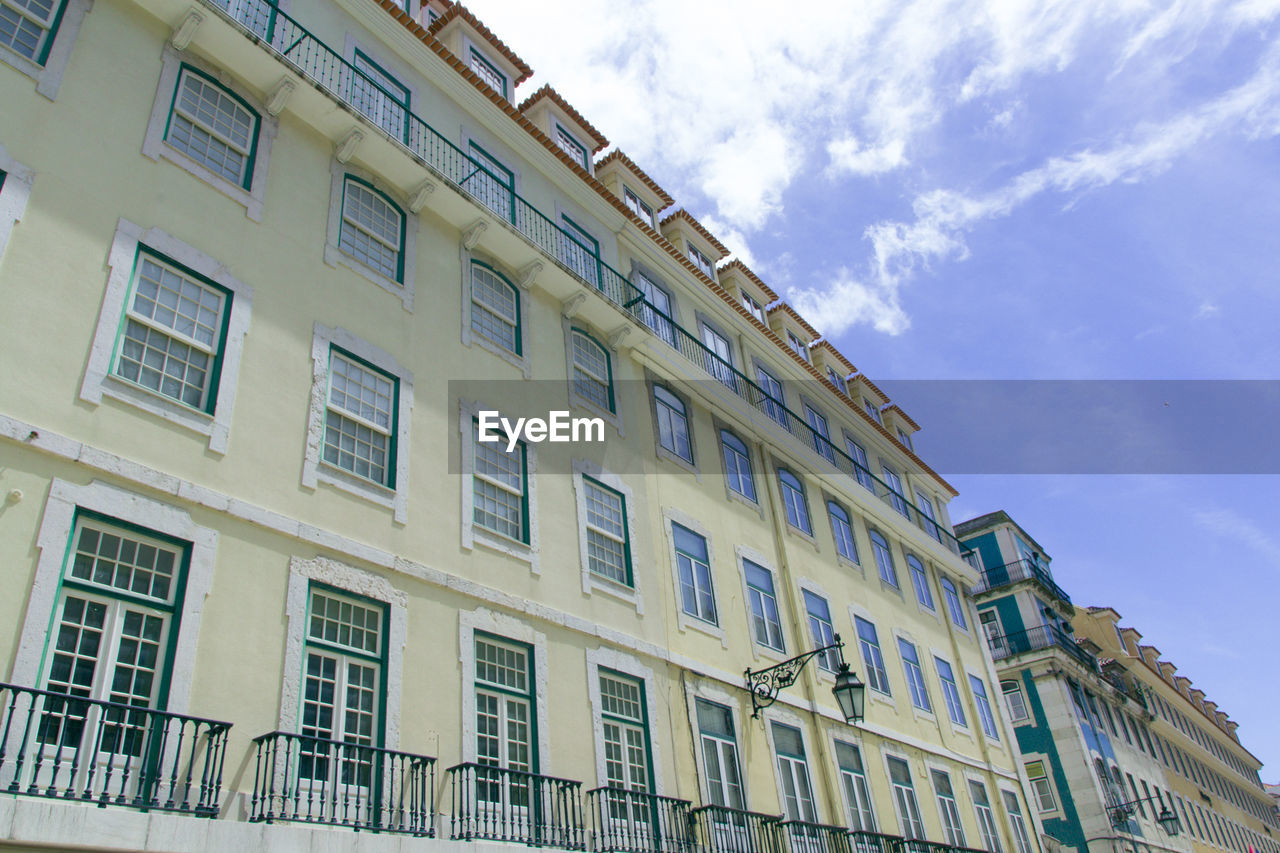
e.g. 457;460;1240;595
462;0;1280;776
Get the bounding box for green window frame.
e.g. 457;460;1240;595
771;722;817;822
470;261;521;356
673;523;715;624
869;529;898;587
112;247;232;415
474;632;537;796
931;770;967;847
163;64;260;191
907;555;935;611
0;0;69;64
744;560;784;651
583;475;631;587
560;213;601;287
653;385;692;463
835;741;877;832
339;175;406;284
467;142;515;223
554;122;589;169
828;501;859;563
570;328;614;413
622;187;654;227
778;469;811;535
887;756;925;839
350;48;410;143
941;576;968;628
472;419;530;544
322;346;399;488
687;243;714;278
598;669;654;794
898;637;931;712
696;699;744;810
469;47;507;99
720;430;756;502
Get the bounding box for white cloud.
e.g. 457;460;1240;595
826;136;907;177
1193;508;1280;565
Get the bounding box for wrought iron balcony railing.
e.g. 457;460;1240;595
249;730;436;835
847;831;902;853
780;820;854;853
971;559;1071;604
197;0;964;562
689;804;784;853
447;761;586;849
588;785;694;853
0;682;231;816
987;625;1098;671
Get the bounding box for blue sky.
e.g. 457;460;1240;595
466;0;1280;774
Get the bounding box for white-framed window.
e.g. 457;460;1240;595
907;555;935;611
634;271;675;346
700;322;736;387
1002;680;1029;723
597;668;653;797
870;530;899;587
469;46;507;98
970;780;1003;853
80;220;253;454
897;427;914;451
803;590;838;672
771;722;817;822
863;398;883;425
1024;760;1056;812
744;560;784;651
653;385;693;464
898;638;931;712
887;757;925;838
1;0;91;98
844;436;876;492
970;675;1000;740
474;633;536;797
696;699;744;809
569;327;615;414
742;291;766;323
326;170;413;305
674;523;716;625
935;657;967;727
465;259;526;366
467;140;515;223
915;489;941;540
472;423;528;544
804;404;835;462
142;49;276;219
854;617;890;695
931;770;967;847
881;465;911;517
755;365;788;427
554;122;589;169
303;325;413;522
941;576;969;629
828;501;859;564
623;187;654;227
720;430;756;502
787;331;809;362
1002;790;1034;853
826;366;847;393
835;741;877;832
349;48;410;141
581;475;631;587
778;469;812;535
687;242;714;278
560;213;600;286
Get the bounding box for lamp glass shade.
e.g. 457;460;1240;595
833;666;866;724
1158;808;1180;836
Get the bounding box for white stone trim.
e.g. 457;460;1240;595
683;679;749;808
323;159;416;311
662;506;724;645
891;628;937;723
458;398;539;571
9;478;216;718
0;145;34;257
141;46;277;221
563;319;624;435
929;649;973;736
458;608;551;770
301;323;413;523
795;576;839;684
460;250;532;377
585;646;665;794
79;218;253;454
0;0;90;99
278;556;407;747
923;760;966;847
734;544;788;664
572;458;641;612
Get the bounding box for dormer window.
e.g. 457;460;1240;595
554;123;588;169
742;292;765;323
864;398;883;424
897;427;914;451
469;47;507;99
787;331;809;362
826;366;846;393
424;8;439;23
688;243;714;278
623;187;655;228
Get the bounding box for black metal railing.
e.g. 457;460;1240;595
447;762;586;849
0;682;231;815
987;625;1098;671
690;804;784;853
972;559;1071;604
848;831;901;853
780;820;852;853
898;840;958;853
249;731;435;835
588;786;694;853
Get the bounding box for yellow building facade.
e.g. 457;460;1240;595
0;0;1042;850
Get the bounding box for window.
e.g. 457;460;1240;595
339;177;405;283
468;142;514;222
870;530;899;587
598;671;652;795
979;610;1005;656
634;272;675;346
826;367;846;393
654;385;692;463
804;404;835;462
940;577;968;629
970;675;1000;740
855;617;890;695
863;398;883;424
835;741;877;832
474;634;535;802
674;524;716;624
898;638;931;712
887;757;925;839
1024;761;1056;812
470;262;521;356
845;437;876;492
688;243;714;277
915;490;941;541
881;466;911;517
970;780;1003;853
114;250;229;412
473;422;528;543
570;329;614;413
1;0;64;62
742;292;766;323
700;323;736;387
583;477;631;586
623;187;654;227
165;66;259;190
1002;680;1029;722
323;349;398;488
907;556;934;611
350;50;409;141
554;123;589;169
804;591;838;672
720;431;756;502
561;214;601;286
935;658;967;726
772;723;817;822
897;427;914;451
697;700;744;809
744;560;784;651
778;469;812;535
300;587;385;782
828;502;859;564
469;47;507;98
931;770;967;847
787;331;809;362
1002;791;1034;853
755;365;788;427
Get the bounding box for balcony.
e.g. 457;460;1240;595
848;832;903;853
447;761;587;849
987;625;1098;671
780;820;854;853
0;682;231;816
588;786;694;853
249;730;436;835
689;805;784;853
972;559;1072;605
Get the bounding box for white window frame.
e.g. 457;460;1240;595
0;144;33;258
832;737;878;834
741;557;785;654
0;0;89;98
573;460;641;611
969;778;1004;853
458;610;550;769
969;673;1001;740
80;219;253;454
324;162;416;311
896;635;932;714
553;121;589;170
459;398;540;570
1003;680;1030;723
302;323;413;522
1023;759;1057;813
623;186;654;228
467;44;508;99
1002;789;1034;853
686;686;747;810
788;331;809;362
666;508;724;643
142;47;277;220
586;648;666;797
687;242;714;278
742;291;766;324
884;754;926;839
930;767;968;847
934;656;968;728
767;716;819;823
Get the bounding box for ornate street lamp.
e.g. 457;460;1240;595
1108;796;1181;837
744;634;866;725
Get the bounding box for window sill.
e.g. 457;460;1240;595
99;374;225;453
783;523;820;551
324;244;412;312
584;571;643;614
567;394;623;438
656;446;699;477
152;144;263;220
724;487;762;514
469;524;538;572
315;462;404;522
677;611;726;646
868;689;897;710
880;579;905;599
